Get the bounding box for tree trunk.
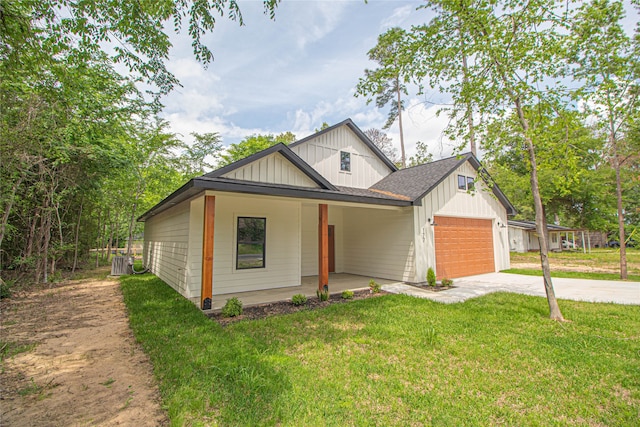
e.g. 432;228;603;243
396;77;406;169
0;176;24;249
72;198;84;273
614;155;627;279
515;98;564;321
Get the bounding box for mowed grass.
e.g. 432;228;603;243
508;248;640;281
121;274;640;426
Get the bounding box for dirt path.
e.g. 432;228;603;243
1;275;167;426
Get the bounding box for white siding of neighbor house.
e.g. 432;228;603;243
508;226;528;252
300;204;344;276
221;152;320;188
204;193;302;295
291;125;392;188
413;161;510;282
342;206;416;282
143;202;190;296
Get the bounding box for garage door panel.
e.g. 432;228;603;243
434;216;495;279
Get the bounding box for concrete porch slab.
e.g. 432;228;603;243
209;273;398;311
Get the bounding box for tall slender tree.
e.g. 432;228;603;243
403;0;576;320
356;27;410;168
569;0;640;279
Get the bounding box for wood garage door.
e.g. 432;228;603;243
434;216;495;279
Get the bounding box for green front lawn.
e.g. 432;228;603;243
121;274;640;426
502;268;640;282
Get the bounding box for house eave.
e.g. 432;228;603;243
138;177;414;221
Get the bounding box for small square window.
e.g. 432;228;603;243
458;175;467;190
340;151;351;172
236;217;266;269
467;176;475;191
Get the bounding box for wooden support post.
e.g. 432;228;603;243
201;195;215;310
318;204;329;293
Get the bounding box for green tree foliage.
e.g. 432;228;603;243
356;27;410;167
568;0;639;279
3;0;279;98
407;141;434;167
0;0;253;282
219;132;295;166
402;0;572;320
483;108;614;230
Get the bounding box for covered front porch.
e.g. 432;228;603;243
210;273;398;311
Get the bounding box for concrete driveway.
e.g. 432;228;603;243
382;272;640;305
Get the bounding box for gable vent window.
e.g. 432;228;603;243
340;151;351;172
236;217;266;269
458;175;475;191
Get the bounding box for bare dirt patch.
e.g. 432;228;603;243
1;274;167;426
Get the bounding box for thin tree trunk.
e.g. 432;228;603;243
515;98;564;321
614;155;627;279
396;77;406;169
42;211;51;285
95;210;102;268
458;16;476;156
0;176;24;249
72;198;84;273
126;188;141;258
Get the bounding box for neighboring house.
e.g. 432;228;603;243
508;220;578;252
139;119;516;310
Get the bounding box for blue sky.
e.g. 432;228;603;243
160;0;456;160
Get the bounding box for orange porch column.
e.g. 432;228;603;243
201;195;215;310
318;203;329;292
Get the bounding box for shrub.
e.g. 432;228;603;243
221;297;243;317
316;288;329;301
369;279;381;294
441;278;454;287
341;290;354;299
0;280;11;299
427;268;436;287
292;293;308;306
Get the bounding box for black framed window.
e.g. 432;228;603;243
467;176;475;190
236;217;266;269
458;175;466;190
458;175;475;191
340;151;351;172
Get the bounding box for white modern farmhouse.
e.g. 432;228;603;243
139;119;516;310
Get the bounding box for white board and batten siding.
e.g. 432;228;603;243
207;193;302;296
291;125;392;188
143;202;190;296
222;152;319;188
413;161;510;281
343;206;416;282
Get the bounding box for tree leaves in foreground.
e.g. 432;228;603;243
403;0;572;320
219;132;296;166
6;0;280;98
568;0;640;279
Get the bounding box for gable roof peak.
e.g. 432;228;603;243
289;118;398;172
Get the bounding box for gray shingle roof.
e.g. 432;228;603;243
371;154;469;200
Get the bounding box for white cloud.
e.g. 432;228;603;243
380;5;413;29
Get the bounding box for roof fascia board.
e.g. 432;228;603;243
194;177;412;207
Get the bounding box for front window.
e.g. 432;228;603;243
236;217;266;269
458;175;467;190
340;151;351;172
467;176;475;190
